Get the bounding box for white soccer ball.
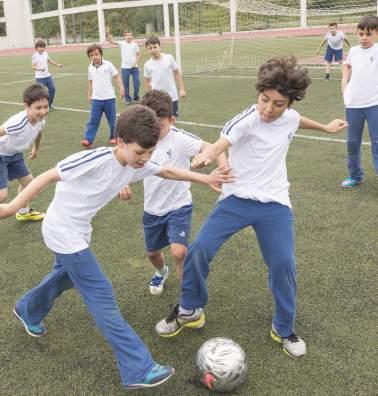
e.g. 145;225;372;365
196;337;248;392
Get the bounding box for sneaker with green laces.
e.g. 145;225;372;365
125;364;175;390
15;209;44;221
155;304;205;337
271;326;306;358
13;307;47;337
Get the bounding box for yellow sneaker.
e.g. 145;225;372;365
16;209;44;221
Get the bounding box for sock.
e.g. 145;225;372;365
157;264;168;276
179;306;202;316
18;207;30;215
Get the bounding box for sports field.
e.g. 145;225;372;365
0;43;377;395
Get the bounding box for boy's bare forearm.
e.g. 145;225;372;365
174;70;185;91
144;78;152;91
341;64;351;92
0;168;60;218
299;116;347;134
158;166;209;184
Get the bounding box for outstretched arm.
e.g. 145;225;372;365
192;137;231;169
106;27;118;46
157;165;233;192
299;116;348;134
344;38;352;48
0;168;60;219
317;39;327;54
48;58;63;68
200;141;228;168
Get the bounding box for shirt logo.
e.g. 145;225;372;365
167;148;173;158
179;231;186;237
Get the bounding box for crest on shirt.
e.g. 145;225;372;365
166;148;173;158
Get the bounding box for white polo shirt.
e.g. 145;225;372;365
143;126;202;216
220;105;300;208
325;31;345;50
117;41;140;68
42;147;161;254
32;51;50;79
88;60;119;100
0;111;44;156
144;53;179;101
343;43;378;108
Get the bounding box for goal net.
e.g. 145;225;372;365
175;0;377;73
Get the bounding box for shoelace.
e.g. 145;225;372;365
287;333;300;343
165;305;180;323
150;274;164;286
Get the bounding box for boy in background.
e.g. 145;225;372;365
0;105;231;390
144;36;186;117
155;56;348;359
341;16;378;188
32;39;63;108
120;90;227;295
106;26;141;105
81;44;125;148
0;83;48;221
317;23;351;80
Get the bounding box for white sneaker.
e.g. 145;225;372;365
271;325;306;358
155;304;205;337
149;267;169;295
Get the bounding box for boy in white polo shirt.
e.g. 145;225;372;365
155;56;348;359
144;36;186;117
106;27;141;105
32;39;63;108
317;23;351;80
0;83;48;221
0;105;231;390
340;16;378;188
122;90;227;295
81;44;125;148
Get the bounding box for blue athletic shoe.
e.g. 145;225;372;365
125;364;175;390
341;177;364;188
13;307;47;337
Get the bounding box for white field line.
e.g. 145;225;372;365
0;100;370;146
0;73;74;86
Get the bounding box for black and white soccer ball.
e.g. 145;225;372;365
196;337;248;392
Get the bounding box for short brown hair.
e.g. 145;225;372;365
123;30;132;35
141;90;173;118
145;36;160;48
357;15;378;32
23;83;49;106
86;43;103;58
35;39;46;49
328;22;337;27
256;56;311;105
116;105;160;148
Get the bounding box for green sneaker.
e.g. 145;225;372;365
125;364;175;390
341;177;364;188
13;307;47;337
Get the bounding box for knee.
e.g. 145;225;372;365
147;250;162;261
271;255;296;275
171;245;187;262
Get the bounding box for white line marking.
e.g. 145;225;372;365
0;100;370;146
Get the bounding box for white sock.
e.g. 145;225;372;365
179;306;202;316
157;264;168;276
18;207;30;215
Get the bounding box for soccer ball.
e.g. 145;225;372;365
196;337;248;392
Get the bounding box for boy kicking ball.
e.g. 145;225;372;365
0;83;48;221
0;105;231;390
155;56;348;359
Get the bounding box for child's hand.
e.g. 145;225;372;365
88;95;92;103
58;64;63;68
118;185;133;200
325;119;348;133
179;89;186;98
120;87;125;99
207;165;234;192
192;152;212;169
28;148;38;160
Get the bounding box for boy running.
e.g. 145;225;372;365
340;16;378;188
120;90;227;295
0;105;231;390
81;44;125;148
106;26;141;105
155;56;348;359
0;83;47;221
144;36;186;117
32;39;63;108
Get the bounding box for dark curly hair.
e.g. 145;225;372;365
256;56;311;105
